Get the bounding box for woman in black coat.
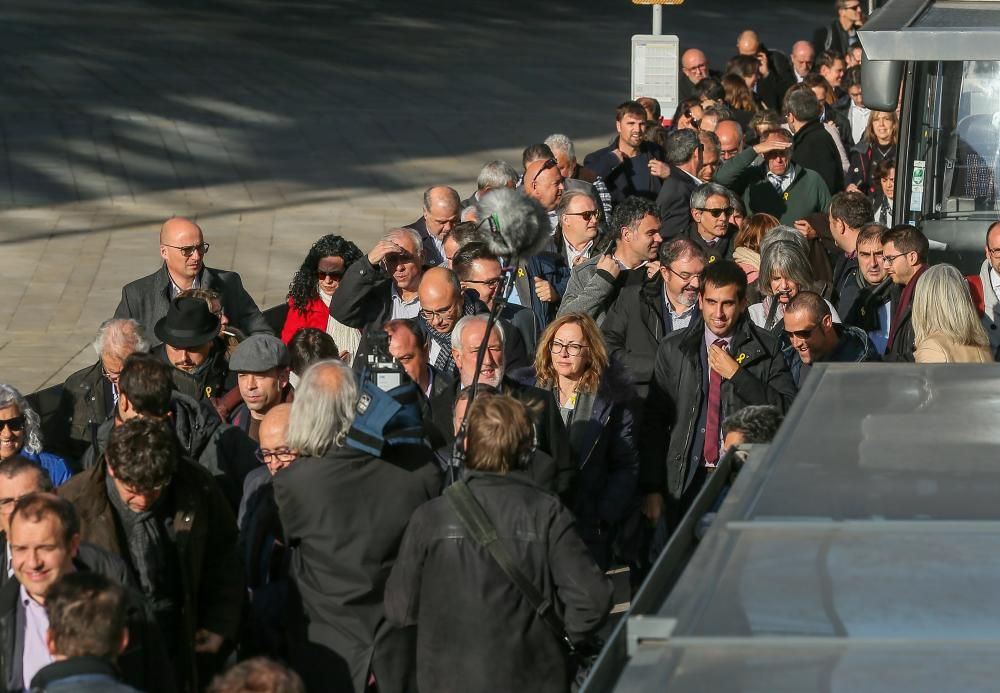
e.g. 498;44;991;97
514;313;639;569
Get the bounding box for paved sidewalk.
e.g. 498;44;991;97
0;0;826;393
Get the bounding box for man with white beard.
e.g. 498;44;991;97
429;315;575;501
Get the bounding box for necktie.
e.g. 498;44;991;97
703;339;727;468
767;173;785;192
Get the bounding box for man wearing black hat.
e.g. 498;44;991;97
153;296;235;401
228;335;291;442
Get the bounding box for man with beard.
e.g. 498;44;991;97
429;315;574;501
603;239;708;396
153;296;234;401
842;224;893;355
584;101;664;205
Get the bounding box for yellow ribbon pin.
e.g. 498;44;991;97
783;191;789;201
517;267;526;278
205;386;213;398
736;353;747;364
709;255;717;263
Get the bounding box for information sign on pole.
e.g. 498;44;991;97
631;34;680;124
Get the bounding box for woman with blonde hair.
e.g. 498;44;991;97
913;264;993;363
514;313;637;568
849;110;898;196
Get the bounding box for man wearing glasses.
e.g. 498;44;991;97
966;221;1000;359
881;225;930;362
114;216;271;346
714;128;832;226
784;291;879;387
813;0;865;57
681;183;739;262
603;239;708;397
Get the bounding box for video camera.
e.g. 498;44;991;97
364;329;409;392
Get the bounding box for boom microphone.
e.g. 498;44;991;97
472;188;552;261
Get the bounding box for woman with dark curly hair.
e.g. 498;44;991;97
281;235;364;362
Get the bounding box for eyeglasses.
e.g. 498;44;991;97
564;210;600;222
684;110;701;129
464;277;503;290
0;416;25;433
785;324;819;340
101;366;122;383
683;62;707;73
666;267;705;283
0;493;30;510
550;341;589;356
162;243;209;257
881;252;908;264
317;270;345;280
419;304;457;321
531;158;559;185
384;252;416;266
843;3;861;11
255;447;298;465
988;247;1000;258
698;207;735;218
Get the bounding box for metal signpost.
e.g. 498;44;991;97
630;1;683;122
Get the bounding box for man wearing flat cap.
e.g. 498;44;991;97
228;335;291;442
153;296;235;401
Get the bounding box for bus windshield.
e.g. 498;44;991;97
909;60;1000;222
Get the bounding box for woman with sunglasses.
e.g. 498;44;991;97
512;313;637;569
0;384;71;485
282;235;364;362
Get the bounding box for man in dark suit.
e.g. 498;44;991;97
786;88;845;195
655;129;704;238
583;101;664;206
113;217;270;346
882;225;930;362
813;0;864;57
405;186;462;267
639;261;796;537
602;239;708;397
273;360;440;693
330;228;425;333
677;183;739;262
735;30;795;113
58;318;149;462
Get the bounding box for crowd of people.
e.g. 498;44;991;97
1;2;998;692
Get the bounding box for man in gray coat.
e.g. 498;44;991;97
113;217;271;345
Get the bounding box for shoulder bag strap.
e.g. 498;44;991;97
443;481;575;651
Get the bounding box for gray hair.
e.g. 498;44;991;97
286;360;359;457
757;240;815;296
422;186;461;211
699;130;721;157
690;182;731;210
91;319;150;359
384;227;424;258
760;225;809;256
913;264;990;348
452;314;505;354
476;160;519;191
665;129;700;165
722;404;783;442
544;134;576;160
0;385;42;455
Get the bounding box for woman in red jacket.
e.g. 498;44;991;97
282;235;364;362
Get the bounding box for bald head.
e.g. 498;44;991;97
423;186;462;240
682;49;709;83
260;403;291;445
737;30;760;56
159;217;206;286
791;40;815;78
716;120;743;160
418;267;464;334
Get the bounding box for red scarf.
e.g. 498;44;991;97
886;264;928;351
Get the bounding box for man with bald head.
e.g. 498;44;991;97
406;186;462;267
114;216;270;346
416;267;529;377
735;29;794;111
679;48;718;101
238;402;298;657
524;156;566;227
716;120;744;162
791;40;816;83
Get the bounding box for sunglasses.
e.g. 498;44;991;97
565;210;600;222
698;207;735;218
317;270;345;281
531;158;559;184
785;325;819;340
684;110;701;129
163;242;210;257
464;277;503;289
0;416;25;433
